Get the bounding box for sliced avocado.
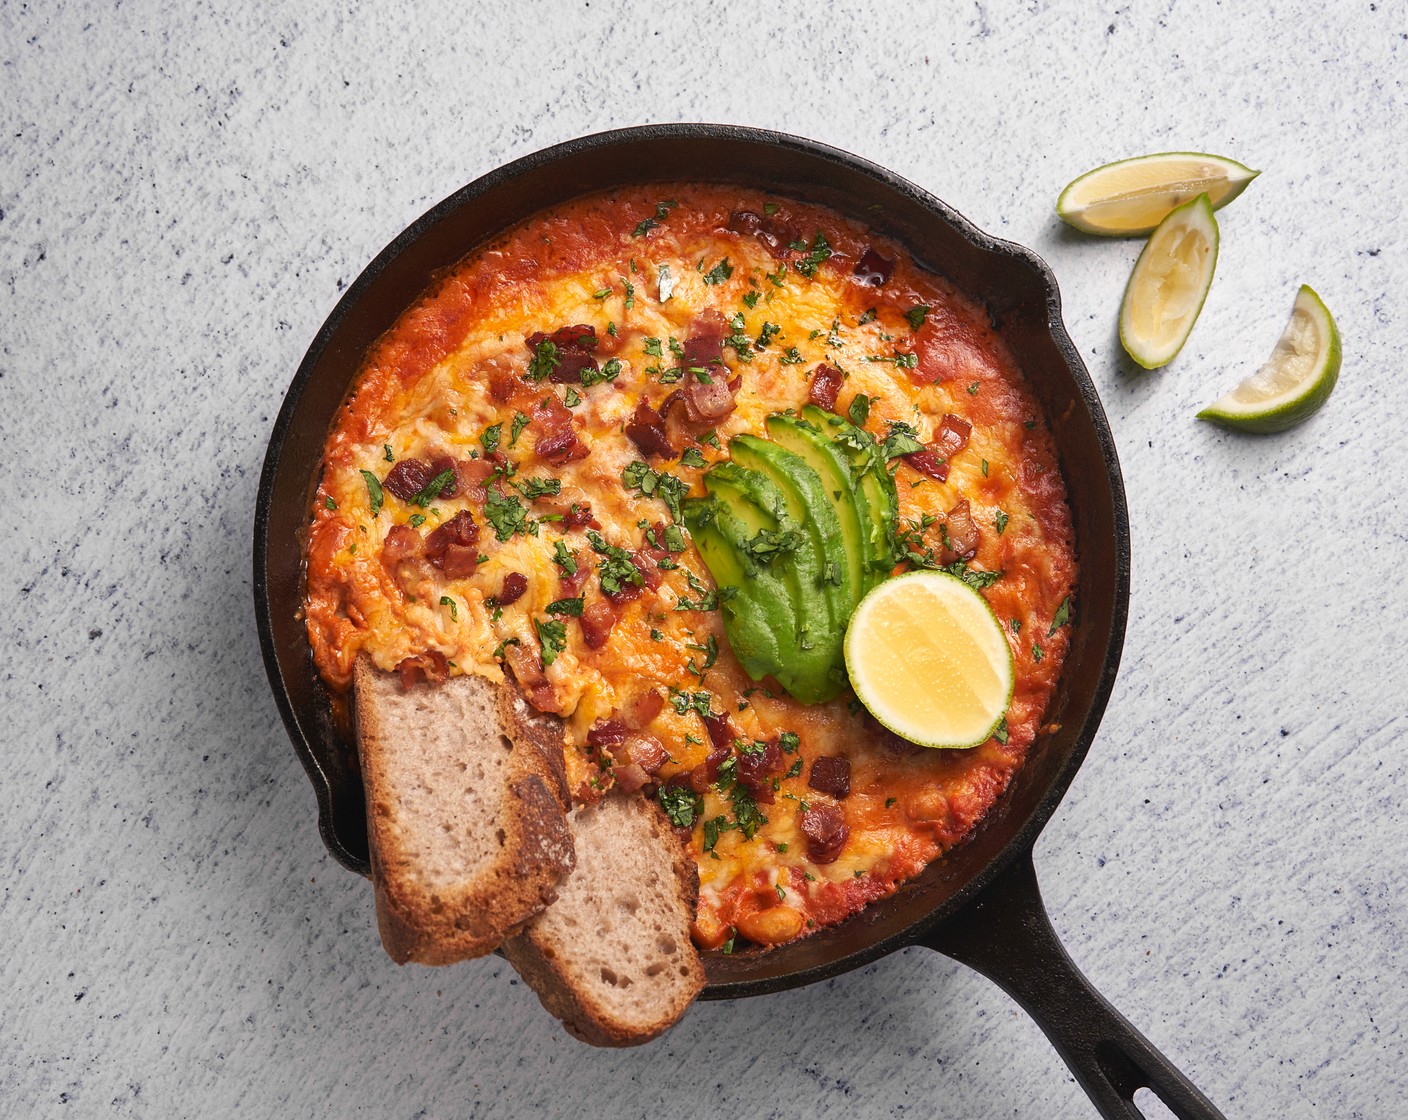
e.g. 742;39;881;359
681;494;781;682
764;413;867;612
801;404;898;592
729;433;851;703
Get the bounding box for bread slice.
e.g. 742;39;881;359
503;792;707;1046
353;658;575;964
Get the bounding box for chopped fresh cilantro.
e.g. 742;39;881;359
669;688;714;719
622;278;635;309
439;595;458;621
591;287;611;300
880;421;925;459
324;495;337;511
480;424;501;454
848;394;871;427
703;257;733;285
904;305;931;330
552;539;578;576
546;596;584;617
968;381;980;395
483;488;527;541
663;523;688;552
563;387;581;407
649;627;663;641
491;636;519;660
763;202;779;217
701;429;722;450
785;759;803;779
1050;596;1071;635
994;718;1009;745
779;731;800;754
383;444;394;462
742;524;803;565
766;262;787;287
941;561;1003;590
755;321;782;351
632;199;678;238
515;476;561;499
534;617;568;667
779;346;804;365
858;307;877;326
1011;618;1022;634
1033;642;1044;663
742;290;761;309
409;469;455;508
995;510;1009;535
865;351;919;370
657;783;702;829
581;357;621;387
622;460;687;521
525;338;560;383
791;230;832;278
981;458;989;477
359;470;384;517
408;513;425;528
680;447;706;469
509;411;531;447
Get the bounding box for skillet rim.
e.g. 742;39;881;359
252;122;1130;1000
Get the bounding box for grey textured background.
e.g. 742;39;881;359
5;2;1405;1117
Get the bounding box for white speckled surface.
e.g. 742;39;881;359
5;1;1406;1116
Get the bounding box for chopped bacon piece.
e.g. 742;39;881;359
498;571;528;606
621;688;665;729
725;208;799;258
800;803;850;864
808;755;852;800
903;416;970;482
688;743;733;794
380;523;430;594
625;398;676;459
383;458;435;501
381;523;422;564
942;498;979;562
904;448;950;482
531;394;588;464
563;502;597;529
852;248;894;286
681;369;737;423
456;457;498;502
933;414;973;459
622;734;668;774
808;363;843;411
525;325;600;385
427;455;467;499
395;649;449;691
701;710;738;753
737;737;784;803
502;641;556;712
424;510;480;579
557;558;589;597
586;718;629;750
578;596;618;649
682;310;727;369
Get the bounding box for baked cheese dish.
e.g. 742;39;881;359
305;185;1076;952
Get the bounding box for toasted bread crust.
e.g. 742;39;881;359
354;659;575;965
503;794;706;1046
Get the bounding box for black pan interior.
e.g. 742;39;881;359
253;124;1129;1001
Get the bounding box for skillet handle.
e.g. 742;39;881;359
918;851;1226;1120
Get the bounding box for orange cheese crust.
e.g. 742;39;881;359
304;185;1076;951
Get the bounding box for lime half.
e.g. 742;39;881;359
1197;285;1340;433
1057;151;1259;237
1119;193;1219;370
843;571;1014;750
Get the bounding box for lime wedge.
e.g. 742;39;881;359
843;571;1013;750
1197;285;1340;433
1119;193;1219;370
1057;151;1259;237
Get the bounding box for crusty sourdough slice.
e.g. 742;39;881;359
503;792;706;1046
353;658;575;965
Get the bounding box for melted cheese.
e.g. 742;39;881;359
305;186;1077;950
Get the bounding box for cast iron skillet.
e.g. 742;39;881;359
254;124;1225;1119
